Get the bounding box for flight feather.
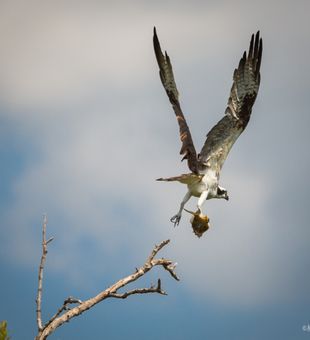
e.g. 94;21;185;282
153;27;199;174
198;31;262;174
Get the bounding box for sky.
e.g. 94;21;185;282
0;0;310;339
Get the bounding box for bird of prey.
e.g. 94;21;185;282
153;27;262;236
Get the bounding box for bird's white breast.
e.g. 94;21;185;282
188;180;207;197
188;170;219;198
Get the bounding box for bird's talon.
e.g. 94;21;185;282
170;215;181;227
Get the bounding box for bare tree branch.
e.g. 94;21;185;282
35;220;179;340
109;279;167;298
44;297;82;329
35;215;53;332
146;239;170;262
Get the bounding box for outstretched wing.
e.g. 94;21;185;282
153;27;199;174
198;31;262;174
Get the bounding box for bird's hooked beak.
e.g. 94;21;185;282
184;208;210;238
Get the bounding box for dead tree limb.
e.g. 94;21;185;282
35;215;53;332
35;218;179;340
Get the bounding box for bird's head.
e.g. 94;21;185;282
184;208;210;238
217;187;229;201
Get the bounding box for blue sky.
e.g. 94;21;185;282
1;0;310;339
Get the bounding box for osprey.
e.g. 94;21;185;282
153;28;262;235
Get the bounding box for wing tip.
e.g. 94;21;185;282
153;26;164;67
153;26;158;43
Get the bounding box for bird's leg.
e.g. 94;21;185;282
197;189;209;213
170;190;192;227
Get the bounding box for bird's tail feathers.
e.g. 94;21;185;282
156;173;203;184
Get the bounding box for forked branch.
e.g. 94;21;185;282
35;218;179;340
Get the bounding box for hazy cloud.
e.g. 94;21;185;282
1;0;309;308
